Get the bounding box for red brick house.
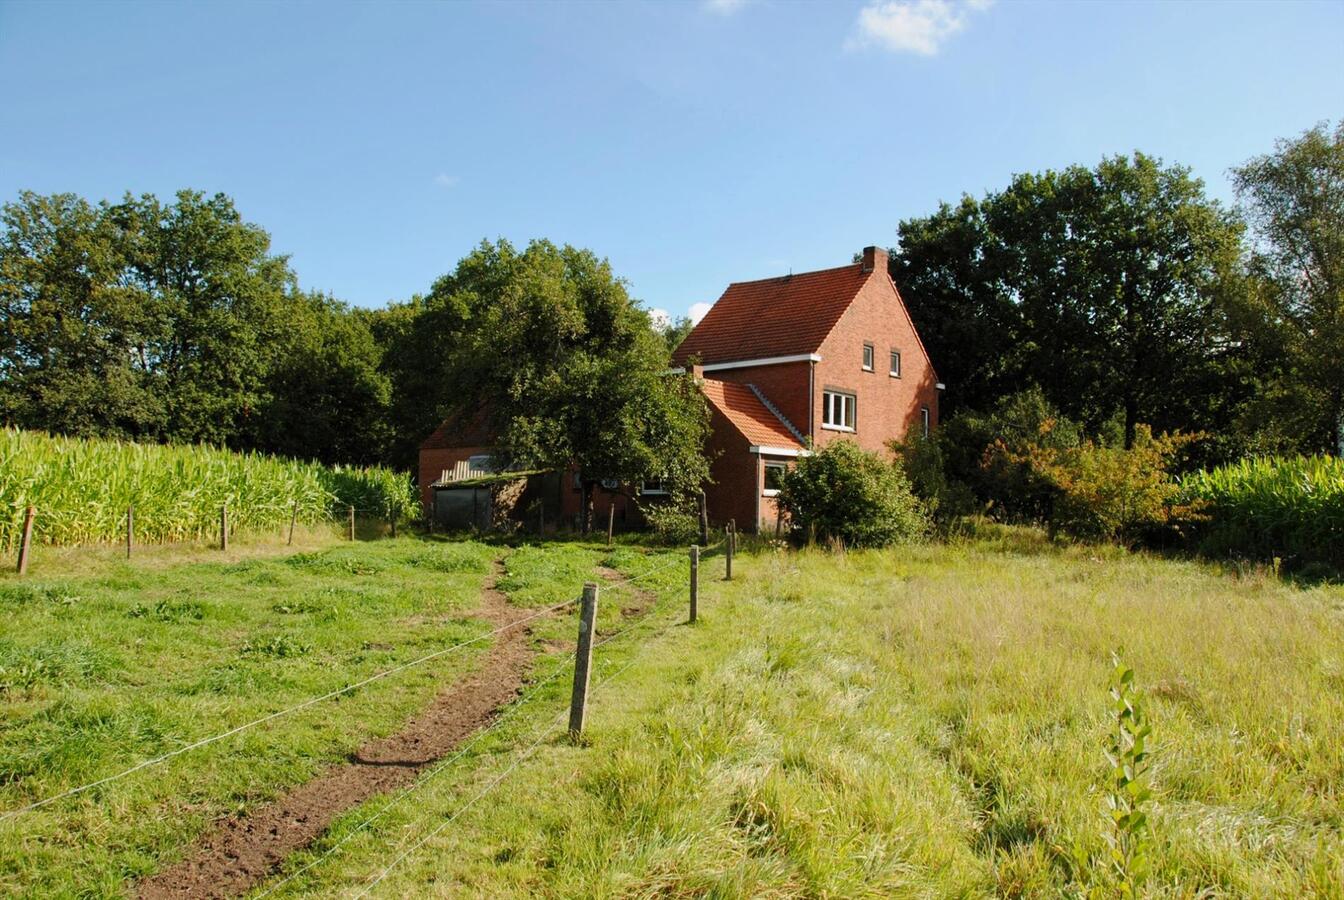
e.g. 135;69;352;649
670;245;942;532
417;246;940;532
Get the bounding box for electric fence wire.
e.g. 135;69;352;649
0;597;580;824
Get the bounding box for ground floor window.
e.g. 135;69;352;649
763;462;787;496
822;390;856;430
640;479;668;495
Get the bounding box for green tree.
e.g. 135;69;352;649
0;192;161;436
1232;121;1344;455
109;190;295;445
249;291;392;465
895;154;1250;450
391;239;711;529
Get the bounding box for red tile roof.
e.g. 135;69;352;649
671;263;869;366
701;379;804;450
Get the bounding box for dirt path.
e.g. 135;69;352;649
595;564;659;628
138;559;542;900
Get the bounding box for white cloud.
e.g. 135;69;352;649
433;173;460;188
702;0;751;15
848;0;992;56
649;307;673;330
689;301;712;324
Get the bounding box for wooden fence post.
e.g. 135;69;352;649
689;545;699;623
288;501;298;546
126;505;134;559
698;493;709;546
606;502;615;548
16;506;36;576
220;504;228;552
725;525;733;581
348;505;355;541
568;582;599;739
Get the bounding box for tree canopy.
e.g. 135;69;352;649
893;153;1251;456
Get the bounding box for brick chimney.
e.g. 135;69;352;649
861;245;888;273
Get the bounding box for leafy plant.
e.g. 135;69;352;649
1102;651;1154;897
1181;454;1344;572
0;426;416;551
1013;425;1202;543
641;500;701;546
776;440;928;548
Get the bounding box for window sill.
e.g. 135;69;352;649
640;489;669;496
820;424;855;433
861;366;873;373
889;372;901;378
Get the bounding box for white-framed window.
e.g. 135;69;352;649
921;406;930;437
640;479;668;496
822;390;856;431
763;462;787;496
467;454;495;476
862;343;874;371
890;350;901;378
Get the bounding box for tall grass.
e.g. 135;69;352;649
1182;455;1344;571
0;428;417;550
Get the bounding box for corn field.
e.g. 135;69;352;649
0;428;418;551
1182;455;1344;571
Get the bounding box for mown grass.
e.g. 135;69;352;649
0;533;517;897
258;529;1344;898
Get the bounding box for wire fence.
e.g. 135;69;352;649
0;598;579;824
3;527;737;897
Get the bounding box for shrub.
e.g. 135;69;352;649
1014;426;1200;543
641;500;701;546
1181;455;1344;571
777;440;928;548
890;430;977;525
939;388;1084;523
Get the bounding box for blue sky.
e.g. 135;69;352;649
1;0;1340;323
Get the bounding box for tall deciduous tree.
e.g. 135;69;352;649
1233;121;1344;455
895;154;1249;453
387;239;711;529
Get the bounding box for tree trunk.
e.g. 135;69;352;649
580;481;595;535
1124;396;1138;450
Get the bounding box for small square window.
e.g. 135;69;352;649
862;344;874;371
889;351;901;378
763;462;786;496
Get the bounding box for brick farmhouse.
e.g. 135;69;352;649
418;246;941;532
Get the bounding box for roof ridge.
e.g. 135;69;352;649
724;261;860;289
747;384;807;446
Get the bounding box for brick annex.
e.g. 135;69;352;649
418;246;942;533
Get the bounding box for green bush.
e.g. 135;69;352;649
890;430;977;525
641;500;701;546
777;440;928;548
1181;455;1344;571
938;388;1083;523
1014;426;1199;543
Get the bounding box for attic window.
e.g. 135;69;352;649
862;344;874;371
890;351;901;378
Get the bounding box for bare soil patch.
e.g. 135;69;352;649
138;559;543;900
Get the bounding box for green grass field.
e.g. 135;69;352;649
2;528;1341;897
